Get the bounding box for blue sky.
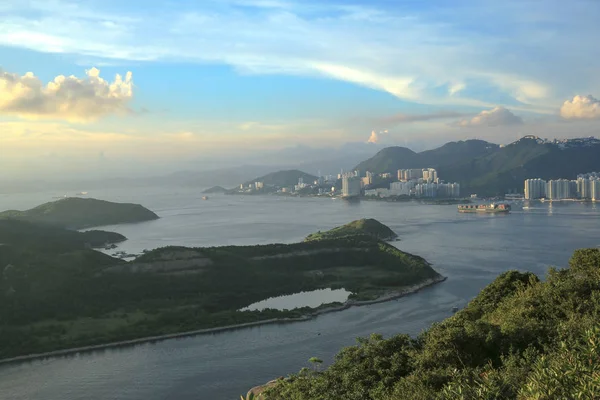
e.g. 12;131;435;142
1;0;600;179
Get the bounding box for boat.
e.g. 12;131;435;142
202;196;209;200
458;203;511;213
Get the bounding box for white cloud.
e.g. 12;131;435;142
0;1;596;112
448;82;465;96
560;95;600;120
0;67;133;122
456;107;523;127
367;129;387;143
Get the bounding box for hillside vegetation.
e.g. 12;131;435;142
264;248;600;399
354;140;499;174
0;197;159;229
305;219;398;241
0;222;440;359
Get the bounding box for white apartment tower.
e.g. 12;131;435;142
342;176;362;197
524;179;547;200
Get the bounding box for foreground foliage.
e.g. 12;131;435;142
265;249;600;399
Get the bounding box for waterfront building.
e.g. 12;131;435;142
578;177;593;199
592;179;600;201
342;176;362;197
390;181;415;196
524;179;547;200
546;179;575;200
365;188;391;197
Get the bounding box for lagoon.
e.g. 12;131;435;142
241;288;352;311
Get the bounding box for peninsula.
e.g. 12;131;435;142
0;197;159;229
0;219;443;361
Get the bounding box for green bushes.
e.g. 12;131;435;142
264;249;600;399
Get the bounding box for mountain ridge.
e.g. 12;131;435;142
354;136;600;196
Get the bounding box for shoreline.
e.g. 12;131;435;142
0;275;446;366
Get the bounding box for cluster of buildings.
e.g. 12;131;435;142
342;167;461;199
524;172;600;200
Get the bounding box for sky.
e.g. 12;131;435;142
2;0;600;180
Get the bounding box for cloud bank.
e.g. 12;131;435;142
456;107;523;128
0;67;133;122
560;95;600;120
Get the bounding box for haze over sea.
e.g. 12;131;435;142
0;187;599;399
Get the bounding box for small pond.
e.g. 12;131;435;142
241;288;352;311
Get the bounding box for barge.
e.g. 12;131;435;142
458;203;511;213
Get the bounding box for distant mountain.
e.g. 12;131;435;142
202;186;228;194
0;198;159;229
242;169;318;188
442;136;600;196
354;140;499;173
418;139;500;167
353;136;600;196
354;147;420;173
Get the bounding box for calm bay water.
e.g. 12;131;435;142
0;188;599;400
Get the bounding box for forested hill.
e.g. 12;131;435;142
242;169;318;188
263;248;600;399
354;139;498;174
305;219;398;241
353;136;600;196
0;197;159;229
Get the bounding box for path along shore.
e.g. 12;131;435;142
0;275;447;366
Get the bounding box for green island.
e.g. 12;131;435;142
0;219;442;361
202;185;228;194
255;248;600;400
0;197;159;229
305;219;398;241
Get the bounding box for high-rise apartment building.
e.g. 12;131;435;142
342;176;362;197
390;181;415;196
413;182;460;198
547;179;575;200
578;177;593;199
524;179;547;200
592;179;600;201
